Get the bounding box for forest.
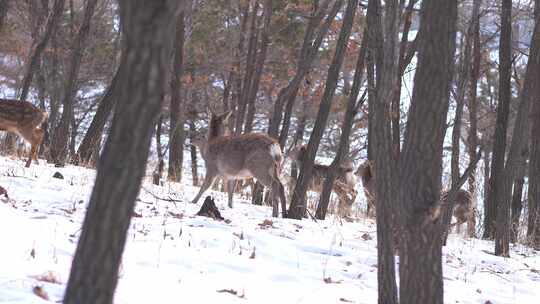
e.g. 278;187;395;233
0;0;539;303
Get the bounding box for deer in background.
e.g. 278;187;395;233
190;110;288;217
0;99;48;167
356;160;475;232
287;145;357;218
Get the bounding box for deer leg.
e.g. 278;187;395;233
276;180;287;218
25;144;37;167
190;174;217;204
227;180;236;208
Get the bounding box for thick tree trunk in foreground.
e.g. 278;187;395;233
168;11;186;182
63;1;179;303
287;0;351;219
398;0;457;303
50;0;98;165
484;0;512;240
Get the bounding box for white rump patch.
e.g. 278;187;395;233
269;143;282;159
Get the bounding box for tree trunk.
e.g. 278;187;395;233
0;0;9;31
398;1;457;304
445;2;476;242
277;0;342;148
494;0;539;256
63;1;179;303
467;0;482;238
168;10;186;182
287;0;351;219
153;114;164;185
244;0;272;133
19;0;65;101
484;0;512;240
76;67;121;165
50;0;98;165
510;175;525;242
316;26;367;220
235;0;259;135
366;1;400;303
189;116;199;186
391;0;417;158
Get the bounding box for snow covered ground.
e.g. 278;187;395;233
0;156;538;304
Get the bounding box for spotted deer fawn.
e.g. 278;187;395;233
0;99;48;167
287;145;357;218
191;110;288;217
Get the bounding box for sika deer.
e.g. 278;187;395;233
191;110;288;217
0;99;48;167
287;145;357;218
355;160;376;217
357;160;475;231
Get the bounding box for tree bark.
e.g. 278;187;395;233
287;0;352;219
19;0;65;102
153;114;165;185
76;66;121;165
494;0;539;256
168;10;186;182
484;0;512;240
244;0;272;133
510;174;525;242
50;0;98;165
397;1;457;304
277;0;342;148
366;0;400;303
63;1;180;303
0;0;9;31
467;0;482;238
529;0;540;248
189;115;199;186
316;26;367;220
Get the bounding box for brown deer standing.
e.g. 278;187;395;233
0;99;48;167
287;145;357;218
356;160;475;231
190;110;288;217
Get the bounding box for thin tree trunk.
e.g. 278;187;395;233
277;0;342;148
0;0;9;31
153;114;164;185
287;0;352;219
391;0;417;157
494;0;539;256
366;0;400;303
189;116;198;186
76;66;121;165
19;0;65;101
467;0;482;238
50;0;98;165
317;31;367;220
168;10;186;182
63;1;179;302
510;174;525;242
484;0;512;240
244;0;272;133
398;1;457;304
235;0;260;135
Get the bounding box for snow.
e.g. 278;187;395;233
0;156;539;304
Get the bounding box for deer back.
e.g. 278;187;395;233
0;99;47;144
